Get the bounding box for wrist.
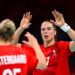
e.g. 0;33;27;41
19;25;25;30
60;23;71;32
20;23;31;29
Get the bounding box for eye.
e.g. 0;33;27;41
47;27;51;30
41;28;45;31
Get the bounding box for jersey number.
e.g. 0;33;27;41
3;68;21;75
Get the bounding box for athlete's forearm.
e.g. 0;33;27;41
12;26;25;44
32;43;47;70
59;23;75;41
67;28;75;41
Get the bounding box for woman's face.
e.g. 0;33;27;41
41;21;56;43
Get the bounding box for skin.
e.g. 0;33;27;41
41;21;56;47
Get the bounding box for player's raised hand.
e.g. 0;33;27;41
50;10;65;27
20;12;32;29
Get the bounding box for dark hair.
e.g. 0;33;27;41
0;19;16;41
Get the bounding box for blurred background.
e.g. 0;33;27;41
0;0;75;74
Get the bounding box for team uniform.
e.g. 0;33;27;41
21;44;38;74
33;41;71;75
0;44;37;75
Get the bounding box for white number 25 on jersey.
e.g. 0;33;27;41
3;68;21;75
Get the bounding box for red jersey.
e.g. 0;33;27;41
0;44;28;75
21;44;38;74
33;41;71;75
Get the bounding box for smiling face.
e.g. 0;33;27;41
41;21;56;43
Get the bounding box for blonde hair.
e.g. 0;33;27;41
0;19;16;41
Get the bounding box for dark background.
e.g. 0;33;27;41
0;0;75;74
0;0;75;42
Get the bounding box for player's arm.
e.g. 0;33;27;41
22;32;47;70
50;10;75;52
12;12;32;44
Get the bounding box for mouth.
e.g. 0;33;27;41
44;35;49;39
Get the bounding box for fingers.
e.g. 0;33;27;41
53;10;60;17
22;40;29;46
52;10;57;19
55;10;63;16
24;32;33;40
22;32;34;47
22;32;31;46
50;19;55;24
25;32;31;36
52;10;63;19
25;12;31;19
23;14;25;18
23;12;32;21
25;32;36;42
